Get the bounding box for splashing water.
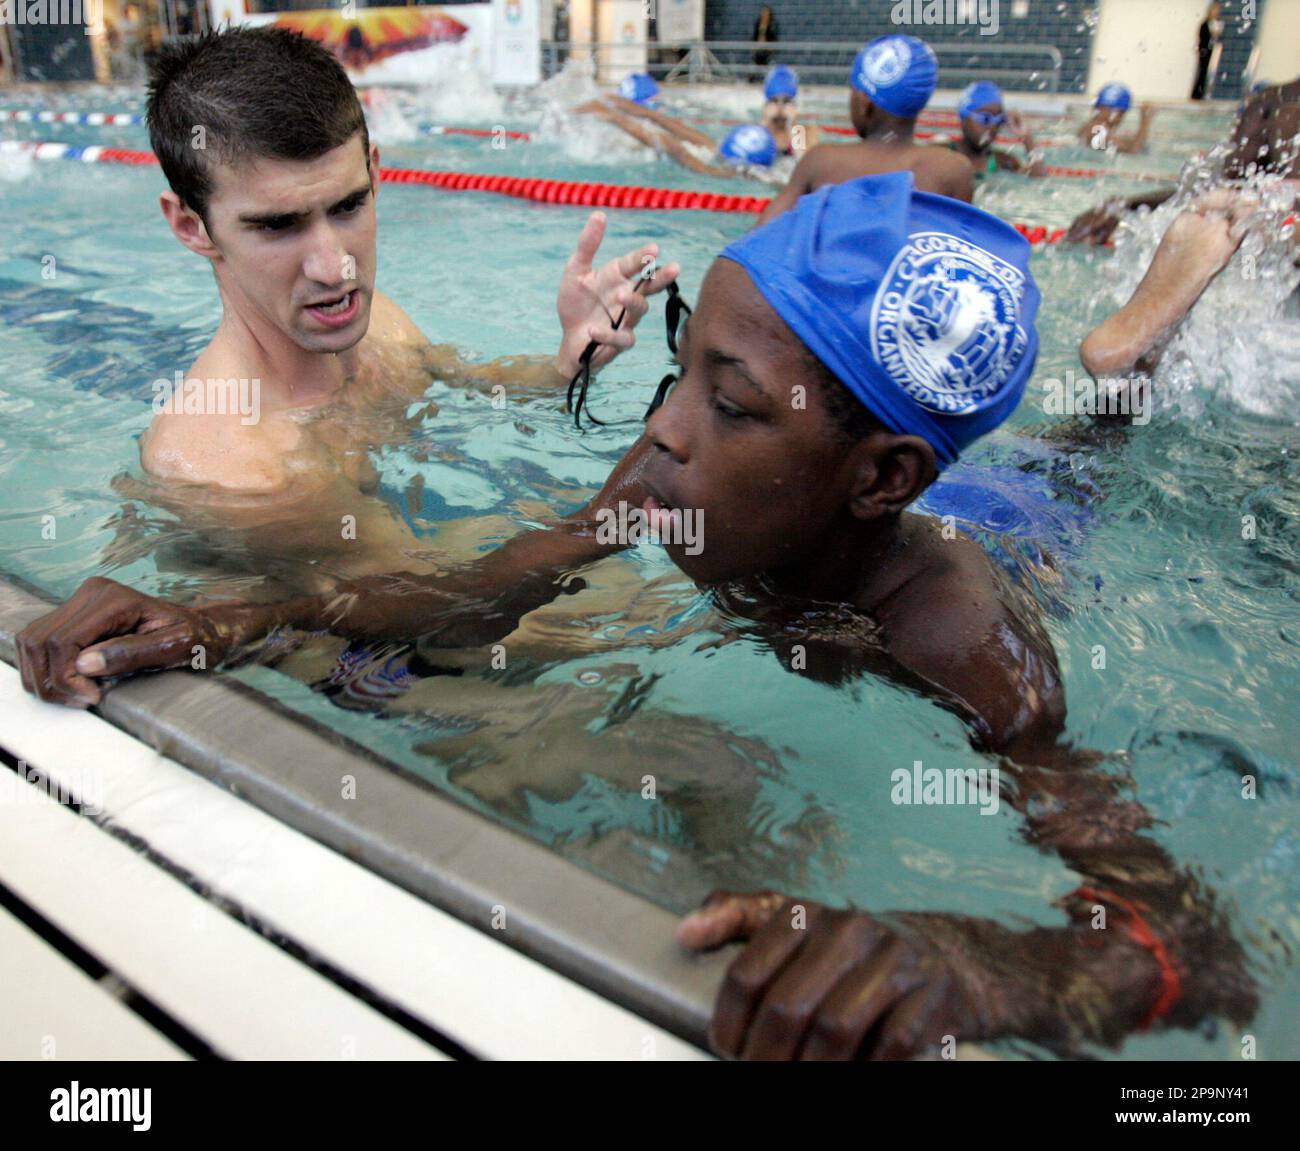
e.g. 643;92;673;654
1097;155;1300;420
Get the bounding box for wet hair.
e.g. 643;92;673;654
806;349;884;445
146;26;368;225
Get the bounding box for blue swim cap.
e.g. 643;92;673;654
1094;82;1132;111
619;73;660;107
764;65;799;101
718;124;777;168
721;173;1039;470
851;35;938;118
958;80;1004;119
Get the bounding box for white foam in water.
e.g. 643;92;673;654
0;148;34;183
362;88;419;145
392;44;508;126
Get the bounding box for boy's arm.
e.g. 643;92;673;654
602;94;717;149
1064;187;1175;244
1115;105;1157;154
677;541;1255;1058
681;735;1257;1059
15;438;660;707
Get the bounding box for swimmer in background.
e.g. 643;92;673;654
20;174;1257;1060
577;74;786;181
758;34;974;223
941;81;1047;177
1065;74;1298;245
759;65;822;157
1078;82;1157;154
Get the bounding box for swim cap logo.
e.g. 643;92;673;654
871;232;1027;415
860;39;912;91
733;125;768;154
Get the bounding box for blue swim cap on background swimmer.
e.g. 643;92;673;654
721;172;1040;470
958;80;1004;119
718;124;777;168
851;35;938;118
1094;82;1132;110
619;72;661;106
764;65;799;101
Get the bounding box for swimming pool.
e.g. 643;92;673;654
1;78;1297;1060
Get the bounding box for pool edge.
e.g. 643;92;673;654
0;575;727;1052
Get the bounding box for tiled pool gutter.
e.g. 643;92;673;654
0;576;727;1051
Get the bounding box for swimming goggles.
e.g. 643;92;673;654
565;266;692;429
965;109;1006;127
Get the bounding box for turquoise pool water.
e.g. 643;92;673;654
1;82;1296;1060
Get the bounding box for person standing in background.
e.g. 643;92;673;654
1191;2;1222;101
753;6;778;73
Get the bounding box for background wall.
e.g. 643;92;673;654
1088;0;1261;100
702;0;1102;92
1253;0;1300;85
699;0;1291;97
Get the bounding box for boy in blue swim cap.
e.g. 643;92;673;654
1079;81;1157;153
759;34;973;223
21;175;1255;1062
579;89;785;181
944;81;1045;176
760;65;822;156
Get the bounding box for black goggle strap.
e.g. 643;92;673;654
645;371;677;421
566;262;657;431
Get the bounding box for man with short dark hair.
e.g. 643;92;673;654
135;28;675;574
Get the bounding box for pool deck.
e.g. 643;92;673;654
0;576;719;1059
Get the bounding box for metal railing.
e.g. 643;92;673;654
543;39;1063;93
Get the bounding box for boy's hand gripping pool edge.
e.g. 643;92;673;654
15;577;249;707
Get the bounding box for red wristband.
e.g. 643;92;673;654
1070;885;1183;1030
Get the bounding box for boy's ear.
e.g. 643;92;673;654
846;432;938;519
160;191;219;260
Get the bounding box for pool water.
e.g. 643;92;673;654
1;79;1297;1061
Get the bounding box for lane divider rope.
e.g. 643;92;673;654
2;109;1173;182
0;138;1074;241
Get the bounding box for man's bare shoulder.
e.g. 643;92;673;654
366;290;431;349
361;290;462;382
140;407;304;494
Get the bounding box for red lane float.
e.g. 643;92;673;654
18;142;1073;241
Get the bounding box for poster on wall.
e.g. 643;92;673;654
216;2;496;86
598;0;646;83
656;0;704;43
492;0;540;85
